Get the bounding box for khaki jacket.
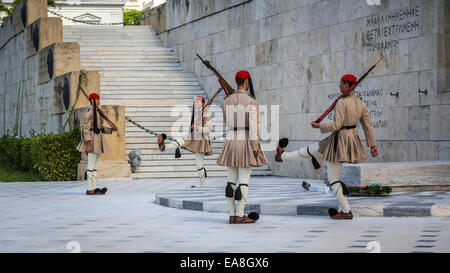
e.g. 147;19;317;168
318;91;376;163
76;105;111;154
217;90;268;167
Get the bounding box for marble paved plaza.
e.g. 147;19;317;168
0;177;450;253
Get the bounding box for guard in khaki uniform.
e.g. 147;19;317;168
158;96;213;187
217;70;268;224
275;74;379;219
76;93;111;195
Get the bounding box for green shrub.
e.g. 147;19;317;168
123;9;141;25
0;129;81;181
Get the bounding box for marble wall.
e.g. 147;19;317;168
144;0;450;179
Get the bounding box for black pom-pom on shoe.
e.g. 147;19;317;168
328;208;339;217
279;138;289;148
248;212;259;221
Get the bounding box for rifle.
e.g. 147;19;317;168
314;59;382;123
78;85;118;131
196;54;234;96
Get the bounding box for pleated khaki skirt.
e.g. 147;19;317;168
319;129;368;163
217;139;268;167
183;137;213;156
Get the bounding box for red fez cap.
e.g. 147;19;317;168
195;96;205;102
341;74;357;83
235;70;251;79
89;93;100;99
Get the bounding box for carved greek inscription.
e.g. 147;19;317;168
364;6;420;52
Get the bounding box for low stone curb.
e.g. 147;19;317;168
155;195;450;218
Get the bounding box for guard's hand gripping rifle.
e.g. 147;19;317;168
78;85;118;131
196;54;234;96
314;59;382;123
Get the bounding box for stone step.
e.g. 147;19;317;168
64;32;157;37
134;165;269;173
139;159;224;166
80;51;175;56
80;62;180;68
132;170;271;179
135;165;227;172
64;35;159;40
100;78;200;83
103;94;205;99
100;81;200;85
127;148;225;155
101;88;200;94
125;120;222;127
124;134;226;142
101;99;194;106
66;39;161;43
80;57;178;63
101;90;204;95
63;25;154;30
100;81;200;86
82;61;179;66
125;106;201;112
80;47;173;52
125;113;223;120
95;72;192;77
78;44;163;48
124;111;222;118
124;125;197;132
126;142;225;149
81;62;180;67
124;132;225;139
63;30;156;35
136;153;221;161
83;65;181;70
80;56;178;62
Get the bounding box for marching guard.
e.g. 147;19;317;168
158;96;213;187
275;74;379;219
217;70;268;224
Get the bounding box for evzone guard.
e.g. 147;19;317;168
275;74;379;219
76;93;114;195
157;96;213;187
217;70;268;224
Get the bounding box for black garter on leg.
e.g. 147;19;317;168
307;146;321;169
330;181;349;196
225;182;236;198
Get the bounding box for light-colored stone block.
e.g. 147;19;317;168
260;203;297;215
352;206;384;217
431;205;450;217
340;161;450;188
38;42;80;85
430;105;450;141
